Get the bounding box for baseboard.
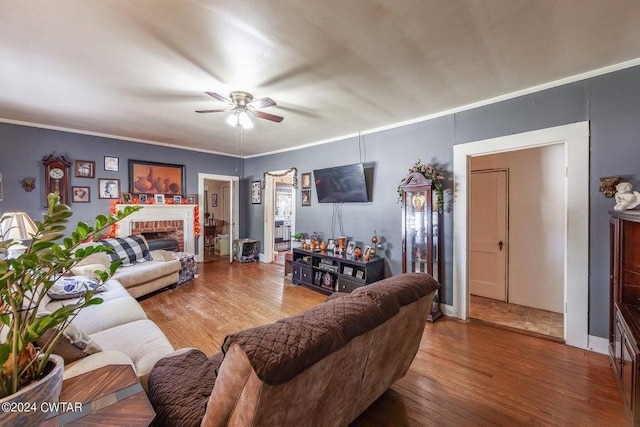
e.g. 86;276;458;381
442;304;457;318
587;335;609;355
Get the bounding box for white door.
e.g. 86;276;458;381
469;170;508;301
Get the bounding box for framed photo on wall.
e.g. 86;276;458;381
301;172;312;189
74;160;95;178
129;159;185;196
251;181;261;204
212;193;218;207
98;178;120;199
72;186;90;203
104;156;119;172
301;189;311;206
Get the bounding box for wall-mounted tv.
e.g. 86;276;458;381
313;163;370;203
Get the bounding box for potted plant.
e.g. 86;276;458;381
0;193;139;425
292;232;304;242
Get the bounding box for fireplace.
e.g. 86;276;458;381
116;205;196;254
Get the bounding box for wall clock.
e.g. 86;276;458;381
42;154;71;206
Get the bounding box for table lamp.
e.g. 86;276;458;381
1;212;38;259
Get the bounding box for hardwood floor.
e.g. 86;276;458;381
140;262;628;426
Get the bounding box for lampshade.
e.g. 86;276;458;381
1;212;38;242
226;110;254;129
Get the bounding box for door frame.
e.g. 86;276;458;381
469;168;509;302
262;169;297;262
453;121;589;349
197;173;239;263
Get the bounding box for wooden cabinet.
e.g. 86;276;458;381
291;249;384;295
400;171;443;321
610;211;640;425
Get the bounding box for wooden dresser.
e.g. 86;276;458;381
610;210;640;426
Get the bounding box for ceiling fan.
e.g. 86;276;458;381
196;91;284;128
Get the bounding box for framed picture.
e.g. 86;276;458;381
346;240;355;255
121;192;133;203
212;193;218;207
355;270;365;279
343;266;353;276
251;181;261;204
71;186;90;203
301;189;311;206
139;194;148;204
104;156;119;172
129;159;185;196
364;246;372;257
301;172;312;189
326;239;335;251
74;160;95;178
174;195;182;204
98;178;120;199
154;194;165;204
187;194;197;204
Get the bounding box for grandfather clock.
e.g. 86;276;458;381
42;155;71;207
400;171;443;322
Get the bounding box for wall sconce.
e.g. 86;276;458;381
21;178;36;192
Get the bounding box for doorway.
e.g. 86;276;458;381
263;170;297;263
197;173;239;263
453;122;589;349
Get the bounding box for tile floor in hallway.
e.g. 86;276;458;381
470;295;564;340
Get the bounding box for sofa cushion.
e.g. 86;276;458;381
70;263;109;279
57;296;148;335
111;260;181;289
90;319;174;379
37;322;102;365
221;292;386;385
148;349;222;427
101;235;152;265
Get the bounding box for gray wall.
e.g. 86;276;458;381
245;65;640;339
3;65;640;338
0;123;243;245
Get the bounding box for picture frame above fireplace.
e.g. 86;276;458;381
129;159;185;197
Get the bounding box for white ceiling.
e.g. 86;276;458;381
2;1;640;157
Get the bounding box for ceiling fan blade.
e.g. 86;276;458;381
249;97;276;109
205;92;233;104
195;108;232;113
254;110;284;123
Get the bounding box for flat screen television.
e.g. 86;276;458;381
313;163;369;203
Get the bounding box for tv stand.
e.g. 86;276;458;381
291;248;384;294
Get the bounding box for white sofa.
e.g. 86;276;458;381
71;237;182;298
43;279;175;389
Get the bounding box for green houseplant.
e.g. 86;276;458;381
0;194;139;402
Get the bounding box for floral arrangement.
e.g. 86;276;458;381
397;159;445;212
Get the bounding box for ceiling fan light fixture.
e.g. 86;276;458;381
226;110;253;129
238;111;253;129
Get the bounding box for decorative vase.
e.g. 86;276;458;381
0;354;64;426
134;176;153;192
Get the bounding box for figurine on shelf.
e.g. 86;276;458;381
614;181;640;211
370;231;378;257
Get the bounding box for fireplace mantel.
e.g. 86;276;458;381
116;204;196;254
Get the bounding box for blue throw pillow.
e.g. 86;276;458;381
47;276;104;300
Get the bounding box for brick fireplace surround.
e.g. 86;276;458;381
115;204;196;254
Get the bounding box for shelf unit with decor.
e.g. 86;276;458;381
291;248;384;295
610;210;640;426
